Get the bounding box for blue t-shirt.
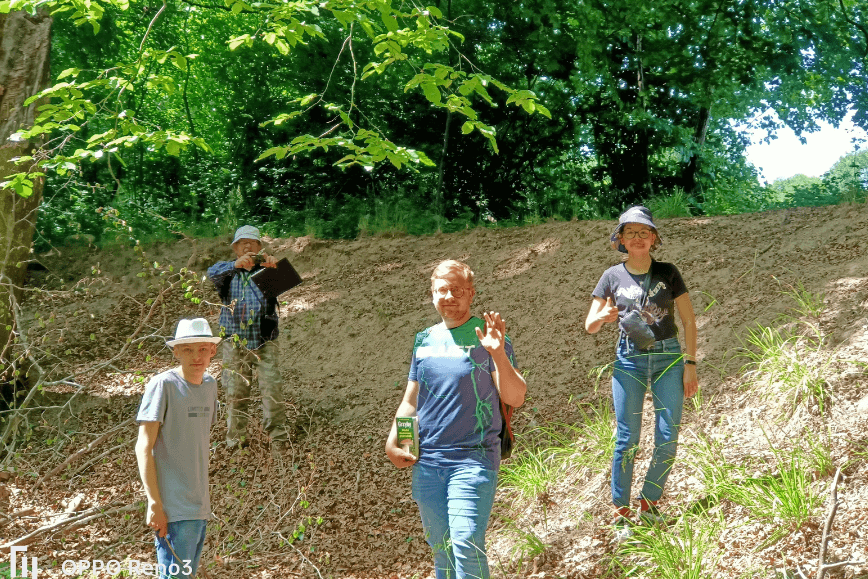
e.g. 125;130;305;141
408;317;516;470
592;260;688;342
137;369;217;522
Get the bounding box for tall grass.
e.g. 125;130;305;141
643;188;694;218
611;512;723;579
566;402;616;473
740;322;831;416
499;425;575;501
499;402;615;500
724;449;821;546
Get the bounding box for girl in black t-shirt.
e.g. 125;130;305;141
584;206;698;542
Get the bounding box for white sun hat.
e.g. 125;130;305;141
232;225;261;245
166;318;222;347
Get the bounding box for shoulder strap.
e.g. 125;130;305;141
218;269;237;303
639;270;652;308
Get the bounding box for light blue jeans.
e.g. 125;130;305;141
412;463;498;579
611;336;684;508
154;519;207;579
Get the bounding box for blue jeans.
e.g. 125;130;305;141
154;519;207;579
611;336;684;508
412;463;498;579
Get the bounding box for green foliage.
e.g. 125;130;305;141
724;449;821;545
7;0;868;245
740;322;831;416
776;277;826;319
684;433;739;503
643;188;693;218
498;425;571;500
566;402;615;473
612;513;723;578
502;520;548;573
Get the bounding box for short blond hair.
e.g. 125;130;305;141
430;260;475;290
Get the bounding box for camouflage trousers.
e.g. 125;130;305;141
222;340;288;443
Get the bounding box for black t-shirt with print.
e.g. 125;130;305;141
592;260;688;342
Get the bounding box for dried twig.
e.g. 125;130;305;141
816;467;866;579
278;532;324;579
0;502;139;549
33;417;135;489
69;441;130;478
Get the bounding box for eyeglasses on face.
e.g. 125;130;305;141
621;229;652;240
433;286;470;298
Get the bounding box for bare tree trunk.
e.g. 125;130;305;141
432;0;452;224
0;10;52;369
682;105;711;198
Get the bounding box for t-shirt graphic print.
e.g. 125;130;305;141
408;317;516;470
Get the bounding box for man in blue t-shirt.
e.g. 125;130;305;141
385;260;527;579
135;318;221;579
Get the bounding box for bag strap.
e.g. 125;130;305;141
638;268;652;308
500;399;514;440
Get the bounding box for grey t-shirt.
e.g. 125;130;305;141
137;368;217;522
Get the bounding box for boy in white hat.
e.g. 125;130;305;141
206;225;289;450
135;318;221;578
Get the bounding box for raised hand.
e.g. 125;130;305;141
598;297;619;325
475;311;507;356
262;253;278;268
234;252;256;271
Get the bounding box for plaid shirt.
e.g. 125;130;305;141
207;260;276;350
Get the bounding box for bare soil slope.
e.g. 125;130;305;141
3;204;868;578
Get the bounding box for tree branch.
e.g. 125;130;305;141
0;502;140;549
816;467;867;579
33;417;135;490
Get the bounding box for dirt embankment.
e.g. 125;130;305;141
3;204;868;578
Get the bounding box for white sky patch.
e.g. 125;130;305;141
741;110;867;183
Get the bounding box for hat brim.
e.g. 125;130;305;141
610;223;661;253
166;336;222;348
232;236;261;245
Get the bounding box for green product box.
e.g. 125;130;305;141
396;416;419;458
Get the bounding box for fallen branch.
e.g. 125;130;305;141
278;532;324;579
816;467;866;579
1;502;140;549
69;441;130;478
33;417;135;490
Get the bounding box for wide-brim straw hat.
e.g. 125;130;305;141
166;318;222;347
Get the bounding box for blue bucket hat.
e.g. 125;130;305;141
232;225;261;245
609;206;659;253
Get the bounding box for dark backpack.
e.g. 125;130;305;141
499;400;515;459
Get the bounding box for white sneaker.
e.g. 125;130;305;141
612;516;634;543
639;506;666;526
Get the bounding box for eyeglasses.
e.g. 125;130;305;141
434;286;470;298
621;229;653;240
